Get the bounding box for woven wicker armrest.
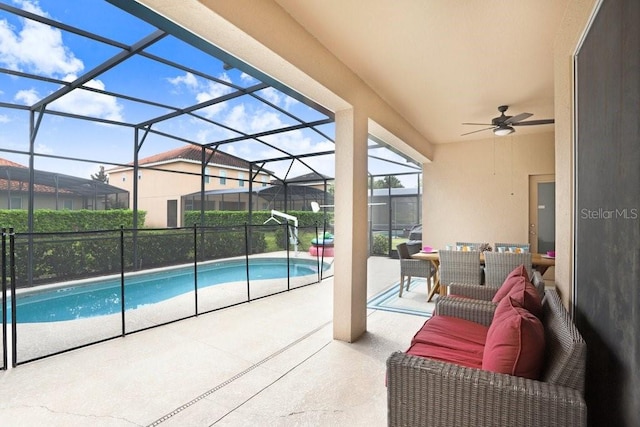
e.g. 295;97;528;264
434;296;496;326
447;282;498;301
387;352;587;427
400;259;434;277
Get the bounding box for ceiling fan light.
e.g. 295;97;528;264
494;125;514;136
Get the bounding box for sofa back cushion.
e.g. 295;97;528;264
505;278;543;319
492;265;529;303
482;296;545;379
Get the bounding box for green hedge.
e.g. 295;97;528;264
0;209;144;232
372;233;388;255
5;210;333;286
184;210;333;254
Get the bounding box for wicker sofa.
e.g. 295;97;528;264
386;288;587;427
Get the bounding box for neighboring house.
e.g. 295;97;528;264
107;145;273;227
0;158;128;211
181;171;335;220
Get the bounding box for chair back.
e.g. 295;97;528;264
494;242;530;253
406;242;422;256
438;250;482;286
455;241;483;251
397;242;422;259
484;251;533;286
396;242;410;259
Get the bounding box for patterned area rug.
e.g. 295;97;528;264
367;278;435;317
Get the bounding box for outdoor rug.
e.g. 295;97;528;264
367;278;435;317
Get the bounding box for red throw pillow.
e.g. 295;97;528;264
506;279;543;319
483;297;545;379
492;265;529;303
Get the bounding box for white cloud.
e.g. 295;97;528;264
1;2;123;121
283;95;299;110
51;85;124;122
34;142;53;155
0;114;11;123
167;72;198;90
14;88;39;104
250;111;282;133
240;72;258;85
14;76;124;121
257;87;299;112
0;0;84;77
168;71;235;119
195;79;234;118
259;87;282;105
224;104;248;131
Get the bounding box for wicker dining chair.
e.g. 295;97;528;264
438;250;483;289
396;243;434;297
455;241;484;251
483;251;533;287
494;242;530;252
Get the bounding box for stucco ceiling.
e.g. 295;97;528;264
274;0;570;144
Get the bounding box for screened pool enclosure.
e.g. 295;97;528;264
0;0;421;367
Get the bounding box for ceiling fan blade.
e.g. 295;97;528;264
462;122;493;126
504;112;533;125
461;126;494;136
512;119;555;126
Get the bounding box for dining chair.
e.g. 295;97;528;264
494;242;531;253
396;242;434;297
438;250;483;290
483;251;533;287
455;241;484;251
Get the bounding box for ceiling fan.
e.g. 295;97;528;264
462;105;554;136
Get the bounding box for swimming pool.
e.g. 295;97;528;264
5;258;327;323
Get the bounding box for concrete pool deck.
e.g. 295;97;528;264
0;256;429;426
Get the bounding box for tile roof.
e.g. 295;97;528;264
0;178;74;194
0;157;127;196
0;158;26;168
278;172;333;183
136;145;252;170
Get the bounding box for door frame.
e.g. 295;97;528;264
528;174;555;254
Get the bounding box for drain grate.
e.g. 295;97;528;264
147;320;332;426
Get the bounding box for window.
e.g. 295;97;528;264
205;167;210;184
261;176;268;187
63;200;73;210
238;172;245;187
219;169;227;185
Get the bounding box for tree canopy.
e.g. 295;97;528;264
370;175;404;189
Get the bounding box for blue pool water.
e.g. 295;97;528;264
4;258;326;323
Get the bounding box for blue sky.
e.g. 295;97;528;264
0;0;418;185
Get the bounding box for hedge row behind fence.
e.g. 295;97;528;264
185;210;333;252
0;209;145;232
5;210;333;287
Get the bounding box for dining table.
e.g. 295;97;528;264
411;250;556;302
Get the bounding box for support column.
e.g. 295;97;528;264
333;108;368;342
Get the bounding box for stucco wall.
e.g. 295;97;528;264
422;132;554;249
109;161;268;227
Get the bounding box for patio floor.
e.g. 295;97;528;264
0;256;428;426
